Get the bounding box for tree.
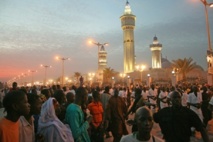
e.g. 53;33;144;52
172;57;203;80
74;72;81;83
103;67;117;83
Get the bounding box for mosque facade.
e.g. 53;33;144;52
119;1;206;86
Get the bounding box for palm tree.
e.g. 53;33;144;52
172;57;203;80
74;72;81;83
103;67;117;83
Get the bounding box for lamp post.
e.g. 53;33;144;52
40;64;51;86
111;76;115;87
65;77;69;85
120;73;126;86
127;75;131;87
198;0;213;84
171;68;179;86
135;64;146;84
90;41;108;64
28;70;37;86
199;0;213;52
49;79;53;86
147;74;151;87
56;56;70;86
89;41;108;85
88;72;95;87
21;73;28;86
171;70;176;86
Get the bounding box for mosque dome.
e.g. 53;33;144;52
161;57;172;68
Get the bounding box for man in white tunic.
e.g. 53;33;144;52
147;84;157;111
187;86;203;134
158;87;168;109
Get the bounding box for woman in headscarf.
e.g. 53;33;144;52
37;97;74;142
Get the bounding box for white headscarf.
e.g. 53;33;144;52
38;97;74;142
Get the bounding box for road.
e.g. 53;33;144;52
104;113;213;142
0;108;213;142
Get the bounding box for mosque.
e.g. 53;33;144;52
95;1;206;86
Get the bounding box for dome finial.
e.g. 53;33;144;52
153;35;158;41
126;0;129;5
124;0;131;14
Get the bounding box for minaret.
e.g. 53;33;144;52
96;44;107;84
120;1;136;73
98;45;107;70
150;35;162;68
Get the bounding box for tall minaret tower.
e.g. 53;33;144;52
98;45;107;70
150;35;162;69
96;43;107;84
120;1;136;73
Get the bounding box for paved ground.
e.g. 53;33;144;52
104;113;213;142
1;108;213;142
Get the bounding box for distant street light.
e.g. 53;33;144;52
21;73;29;86
147;74;151;87
127;75;131;87
198;0;213;84
89;41;108;52
28;70;37;86
171;68;179;86
135;64;146;84
111;76;115;87
88;72;95;87
55;56;70;86
199;0;213;52
40;64;52;86
48;79;53;85
120;73;126;86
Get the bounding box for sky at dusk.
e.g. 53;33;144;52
0;0;213;83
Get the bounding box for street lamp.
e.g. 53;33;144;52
171;70;176;86
135;64;146;84
89;41;108;67
28;70;37;86
40;64;52;86
65;77;69;85
127;75;131;87
88;72;95;87
21;73;29;86
198;0;213;84
48;79;54;86
147;74;151;87
55;56;70;86
111;76;115;87
89;41;108;53
199;0;213;52
171;68;180;86
120;73;126;86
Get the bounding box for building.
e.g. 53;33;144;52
120;1;136;73
96;44;107;84
117;1;207;87
150;35;162;69
98;44;107;70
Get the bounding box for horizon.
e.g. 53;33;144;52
0;0;213;82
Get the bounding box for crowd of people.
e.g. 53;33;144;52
0;81;213;142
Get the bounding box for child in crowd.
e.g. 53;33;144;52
0;90;30;142
19;93;42;142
